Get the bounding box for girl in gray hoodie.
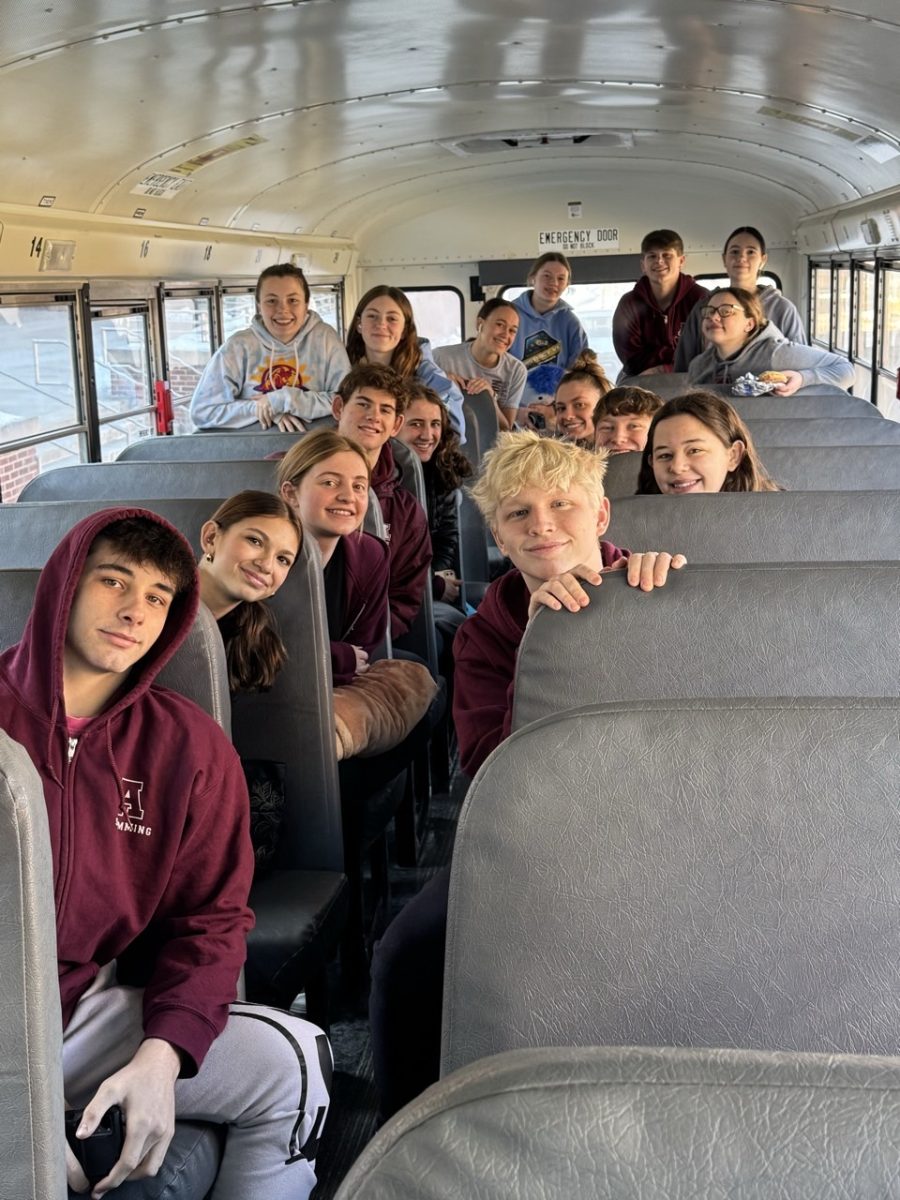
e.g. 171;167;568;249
190;264;350;430
687;287;854;394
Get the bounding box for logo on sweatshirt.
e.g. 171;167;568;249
523;330;562;371
251;360;310;394
116;778;152;838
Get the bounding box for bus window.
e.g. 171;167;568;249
0;433;84;502
853;265;876;403
91;306;155;462
833;265;851;354
402;287;464;348
811;266;831;345
162;291;215;434
695;272;781;292
310;284;343;336
502;281;633;380
877;265;900;416
221;290;256;341
0;298;87;501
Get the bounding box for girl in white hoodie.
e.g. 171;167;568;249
190;264;351;431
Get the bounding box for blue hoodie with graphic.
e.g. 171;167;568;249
190;312;351;430
508;291;589;404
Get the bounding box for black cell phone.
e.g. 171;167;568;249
65;1104;125;1185
527;411;546;431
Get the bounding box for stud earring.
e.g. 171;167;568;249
205;553;214;563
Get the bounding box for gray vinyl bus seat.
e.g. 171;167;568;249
727;393;878;419
0;500;217;569
0;507;349;1015
338;1044;900;1200
0;570;230;1199
745;416;900;445
457;489;491;607
231;535;351;1010
118;430;304;462
17;459;277;502
620;373;868;409
605;491;900;565
512;562;900;731
387;438;439;678
603;443;900;498
442;697;900;1076
0;730;67;1200
460;398;482;468
461;390;499;465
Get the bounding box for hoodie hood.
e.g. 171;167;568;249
2;507;199;728
370;439;400;499
686;319;788;385
632;272;702;313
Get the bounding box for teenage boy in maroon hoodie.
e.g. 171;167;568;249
332;362;433;641
0;509;330;1200
612;229;709;379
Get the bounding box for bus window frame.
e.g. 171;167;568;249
90;300;157;459
0;286;92;463
401;284;466;345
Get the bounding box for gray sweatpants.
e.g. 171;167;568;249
63;982;332;1200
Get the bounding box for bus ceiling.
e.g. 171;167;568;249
0;0;898;276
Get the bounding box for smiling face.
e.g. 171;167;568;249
332;386;404;463
650;412;744;495
492;482;610;592
357;295;406;364
594;413;653;455
723;233;767;290
553;381;597;442
282;449;370;542
397;397;443;463
530;263;570;313
64;541;176;707
700;291;756;358
200;515;299;616
474;306;519;358
640;246;685;296
258;276;309;343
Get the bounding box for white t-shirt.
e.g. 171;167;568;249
433;342;527;413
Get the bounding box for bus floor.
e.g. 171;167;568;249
314;763;467;1197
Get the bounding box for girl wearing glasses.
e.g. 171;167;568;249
674;226;806;371
685;287;854;395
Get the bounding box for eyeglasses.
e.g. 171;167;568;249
699;304;745;320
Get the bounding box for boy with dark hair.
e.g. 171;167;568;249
0;509;330;1200
593;384;663;454
612;229;709;379
332;363;433;640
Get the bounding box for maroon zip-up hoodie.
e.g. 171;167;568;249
0;508;254;1074
452;541;627;779
612;273;710;377
370;442;433;639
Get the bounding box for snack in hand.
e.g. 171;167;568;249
757;370;789;384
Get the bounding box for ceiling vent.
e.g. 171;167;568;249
441;130;634;157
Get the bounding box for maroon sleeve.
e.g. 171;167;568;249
353;539;390;656
611;292;645;377
141;736;254;1074
387;493;433;639
600;540;630;568
330;640;359;686
452;616;516;779
331;535;390;684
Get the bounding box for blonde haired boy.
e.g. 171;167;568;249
454;430;685;775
